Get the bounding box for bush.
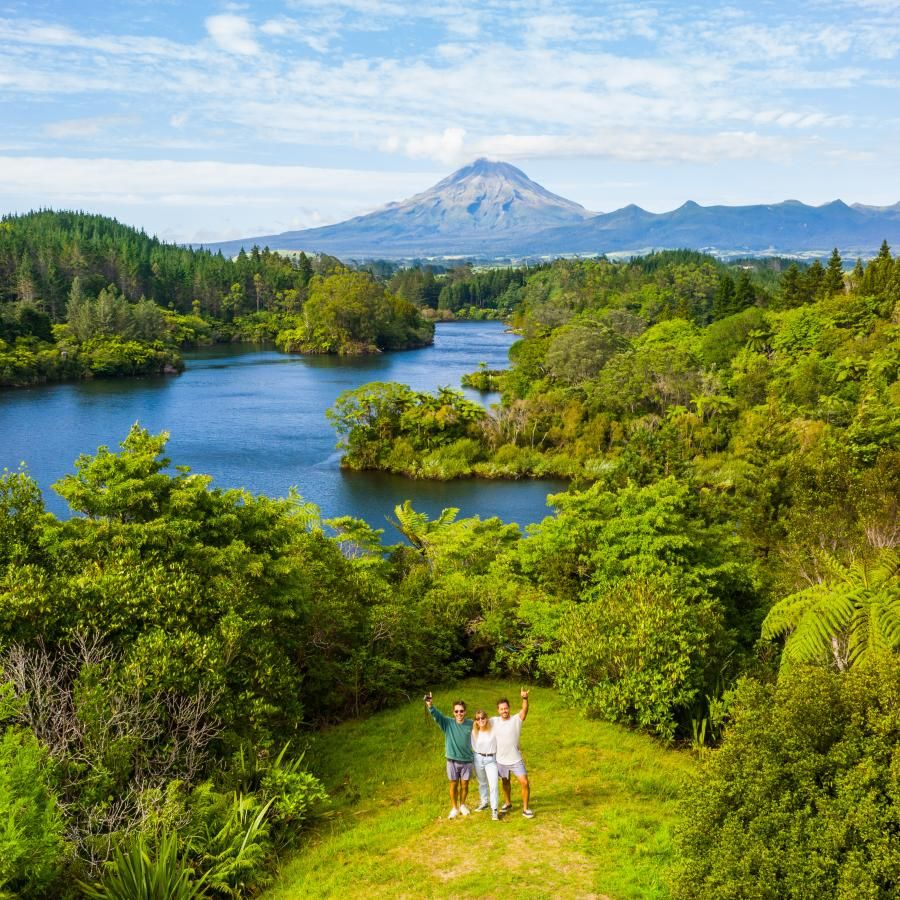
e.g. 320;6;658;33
0;701;69;896
547;575;726;740
474;443;544;478
419;438;483;479
461;367;504;391
191;791;273;896
227;743;327;848
81;832;205;900
673;660;900;898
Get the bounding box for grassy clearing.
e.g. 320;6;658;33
268;679;694;899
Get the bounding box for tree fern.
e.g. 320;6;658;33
762;548;900;671
389;500;458;552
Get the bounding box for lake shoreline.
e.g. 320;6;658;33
1;322;563;527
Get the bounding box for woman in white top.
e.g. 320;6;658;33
471;710;500;820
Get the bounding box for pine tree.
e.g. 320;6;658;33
823;248;844;297
779;264;804;308
297;252;313;289
860;242;894;297
734;270;756;311
804;260;825;300
16;251;36;304
66;277;93;340
712;273;736;319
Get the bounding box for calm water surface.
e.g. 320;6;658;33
0;322;565;528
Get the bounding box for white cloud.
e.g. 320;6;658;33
260;17;298;37
205;14;260;55
402;128;467;164
0;17;208;60
836;0;900;9
470;129;802;165
1;2;897;232
0;156;429;197
260;15;336;52
43;116;131;138
523;14;579;45
0;156;441;241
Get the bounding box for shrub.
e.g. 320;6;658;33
193;792;273;897
81;832;205;900
419;438;483;478
673;660;900;898
257;756;327;849
0;694;69;896
547;575;726;740
228;743;327;848
475;443;544;478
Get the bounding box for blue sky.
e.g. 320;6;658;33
2;0;898;242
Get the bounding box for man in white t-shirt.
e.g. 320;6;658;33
491;688;533;818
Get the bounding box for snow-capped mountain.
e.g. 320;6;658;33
203;159;592;257
202;160;900;259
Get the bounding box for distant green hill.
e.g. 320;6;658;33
268;679;694;899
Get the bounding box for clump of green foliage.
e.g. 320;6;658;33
550;574;726;740
674;659;900;898
0;686;69;895
461;362;505;391
81;832;206;900
274;271;433;354
0;279;184;387
327;382;487;477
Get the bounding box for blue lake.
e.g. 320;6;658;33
0;322;565;530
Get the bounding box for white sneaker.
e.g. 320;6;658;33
459;804;471;816
448;808;459;819
522;808;535;819
475;801;489;812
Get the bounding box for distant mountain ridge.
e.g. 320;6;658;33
203;160;900;259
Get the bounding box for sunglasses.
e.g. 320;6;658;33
453;709;466;714
475;715;487;720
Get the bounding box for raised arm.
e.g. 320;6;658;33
426;694;450;730
519;687;529;722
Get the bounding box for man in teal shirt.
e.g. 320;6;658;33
425;693;475;819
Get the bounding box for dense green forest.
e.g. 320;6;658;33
1;220;899;894
388;262;536;317
331;245;898;485
0;211;433;386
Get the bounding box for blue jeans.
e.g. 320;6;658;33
473;752;499;811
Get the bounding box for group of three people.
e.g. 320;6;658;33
425;688;533;821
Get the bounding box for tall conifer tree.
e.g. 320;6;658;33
823;248;844;297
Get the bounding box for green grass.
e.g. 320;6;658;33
268;679;694;899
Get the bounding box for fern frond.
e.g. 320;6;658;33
766;547;900;673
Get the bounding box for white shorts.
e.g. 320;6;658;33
497;760;527;778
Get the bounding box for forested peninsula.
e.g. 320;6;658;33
332;246;899;483
0;211;433;387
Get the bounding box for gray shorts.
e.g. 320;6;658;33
446;759;473;781
498;760;527;779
